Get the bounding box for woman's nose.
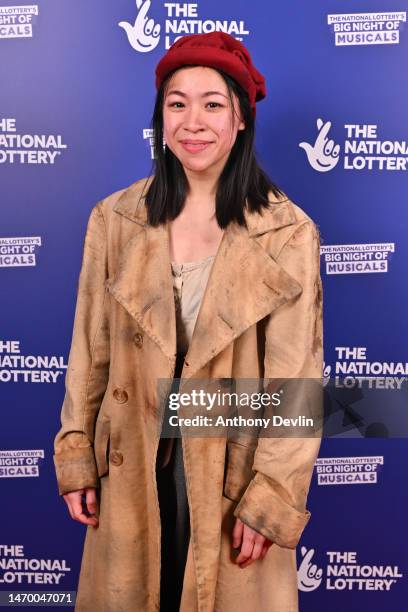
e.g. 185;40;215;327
183;105;205;130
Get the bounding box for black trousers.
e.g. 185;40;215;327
156;354;190;612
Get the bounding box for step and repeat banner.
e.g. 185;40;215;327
1;1;407;610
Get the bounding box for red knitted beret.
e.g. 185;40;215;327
155;32;266;117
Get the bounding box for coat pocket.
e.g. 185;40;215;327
94;418;111;478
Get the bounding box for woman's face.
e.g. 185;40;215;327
162;66;245;177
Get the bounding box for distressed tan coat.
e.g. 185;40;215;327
53;175;324;612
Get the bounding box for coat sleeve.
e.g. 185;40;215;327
233;219;324;549
53;201;110;496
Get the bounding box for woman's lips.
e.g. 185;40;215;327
180;141;213;153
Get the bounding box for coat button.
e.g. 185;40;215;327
133;332;144;348
113;387;128;403
109;450;123;466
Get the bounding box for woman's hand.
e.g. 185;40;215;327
63;487;99;528
232;517;273;568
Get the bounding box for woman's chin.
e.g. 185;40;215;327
181;155;222;174
182;161;212;173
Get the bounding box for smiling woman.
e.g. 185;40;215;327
54;31;323;612
146;33;285;233
163;68;245;174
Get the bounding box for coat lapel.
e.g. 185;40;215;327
106;179;302;378
106;181;177;362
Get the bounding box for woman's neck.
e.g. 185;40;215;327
183;167;219;208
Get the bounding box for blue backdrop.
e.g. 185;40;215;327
1;0;407;609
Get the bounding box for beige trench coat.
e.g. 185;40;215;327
53;175;324;612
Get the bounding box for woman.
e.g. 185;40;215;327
54;32;323;612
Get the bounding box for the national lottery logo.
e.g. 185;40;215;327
315;456;384;486
0;339;67;384
330;346;408;388
119;1;250;51
0;544;71;585
322;347;407;438
298;548;403;592
327;12;406;47
0;118;67;165
0;236;42;268
0;5;38;39
119;0;161;52
298;547;323;591
0;450;44;478
299;119;340;172
320;242;395;275
299;120;408;172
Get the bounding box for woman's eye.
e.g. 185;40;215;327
168;102;222;109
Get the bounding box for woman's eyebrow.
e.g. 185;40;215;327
166;89;228;98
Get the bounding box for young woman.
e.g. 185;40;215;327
54;32;323;612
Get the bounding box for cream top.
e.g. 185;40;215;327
157;254;216;470
171;254;216;355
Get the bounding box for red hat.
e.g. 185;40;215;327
155;32;266;117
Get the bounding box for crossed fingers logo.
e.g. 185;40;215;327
119;0;161;53
299;118;341;172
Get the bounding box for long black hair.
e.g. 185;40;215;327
144;65;285;228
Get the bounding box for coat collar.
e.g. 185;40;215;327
107;178;302;378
